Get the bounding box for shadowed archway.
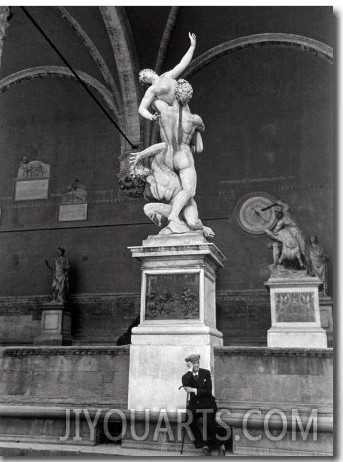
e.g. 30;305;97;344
0;66;123;127
183;33;332;81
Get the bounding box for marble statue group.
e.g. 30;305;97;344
129;32;328;291
130;33;214;238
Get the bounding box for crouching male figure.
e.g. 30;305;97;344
181;354;226;456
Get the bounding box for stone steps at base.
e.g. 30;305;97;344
0;441;232;457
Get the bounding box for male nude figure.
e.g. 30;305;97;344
129;100;213;237
167;103;205;224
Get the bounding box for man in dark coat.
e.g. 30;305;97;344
181;354;225;456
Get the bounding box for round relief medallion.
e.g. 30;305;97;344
236;193;277;234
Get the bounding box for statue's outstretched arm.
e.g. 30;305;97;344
130;143;167;166
138;87;158;121
276;200;290;212
166;33;196;80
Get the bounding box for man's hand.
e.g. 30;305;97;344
184;387;197;394
189;32;196;47
186;361;193;372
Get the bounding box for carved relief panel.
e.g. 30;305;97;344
145;273;200;321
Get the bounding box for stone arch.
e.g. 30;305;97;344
100;6;141;156
150;33;332;145
53;6;123;116
183;33;333;80
149;6;182;146
0;66;123;126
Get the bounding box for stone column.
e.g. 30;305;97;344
0;7;10;69
128;232;226;412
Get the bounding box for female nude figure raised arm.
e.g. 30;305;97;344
138;33;196;121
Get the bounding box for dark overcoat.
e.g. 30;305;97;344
181;368;217;410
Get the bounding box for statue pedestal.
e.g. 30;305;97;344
128;233;226;412
265;272;327;348
33;302;72;345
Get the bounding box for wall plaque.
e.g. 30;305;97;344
58;180;88;221
275;292;315;322
58;203;88;221
14;158;50;201
15;178;49;201
145;273;199;320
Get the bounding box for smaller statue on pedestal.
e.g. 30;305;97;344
306;235;329;295
263;200;307;274
45;247;70;303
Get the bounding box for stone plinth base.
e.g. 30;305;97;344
129;326;223;412
33;303;72;345
265;274;327;348
128;233;226;412
268;326;327;348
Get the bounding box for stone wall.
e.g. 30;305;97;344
0;291;333;347
0;344;333;454
0;346;129;408
0;294;141;345
214;347;333;456
217;290;271;346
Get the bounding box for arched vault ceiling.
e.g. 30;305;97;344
53;6;123;116
0;66;123;126
149;32;332;145
183;33;333;80
99;6;141;151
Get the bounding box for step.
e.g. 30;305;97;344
0;441;232;457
